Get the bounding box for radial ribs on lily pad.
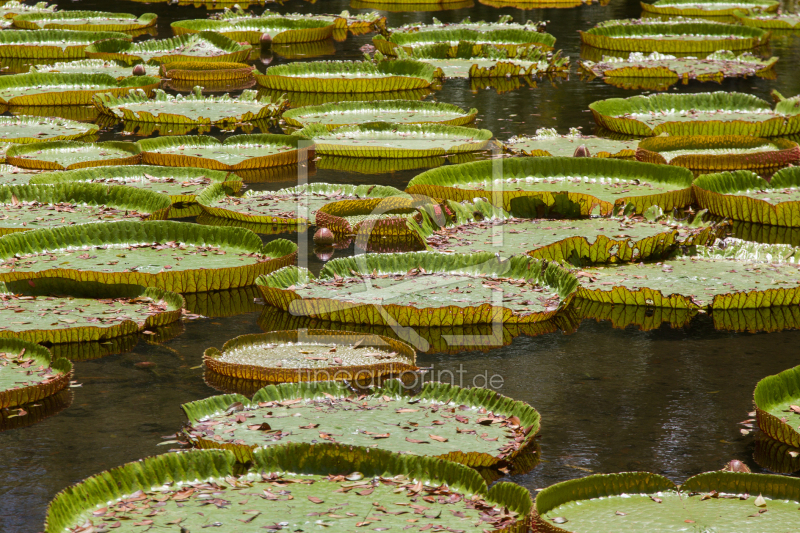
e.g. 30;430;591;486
0;339;72;409
755;365;800;448
85;31;252;65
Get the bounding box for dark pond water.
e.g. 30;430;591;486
2;0;800;531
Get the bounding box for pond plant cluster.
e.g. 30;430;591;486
1;0;800;531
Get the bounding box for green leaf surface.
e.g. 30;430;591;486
504;127;639;157
581;50;778;80
282;100;477;129
0;277;183;344
0;183;171;234
755;365;800;447
256;252;578;326
0;164;41;186
29;165;241;204
406;156;694;216
0;29;132;59
183;380;537;466
0;338;71;409
45;444;530;533
316;154;447;174
137;133;305;171
296;122;493;158
644;0;778;15
0;220;297;293
0;2;56;20
6;140;141;171
589;91;800;136
94;87;286;126
735;10;800;28
198;182;404;226
381;28;556;53
158;60;254;81
576;240;800;309
0;115;97;144
171;17;335;45
256;59;436;93
0;71;160;106
85;31;252;65
13;11;157;32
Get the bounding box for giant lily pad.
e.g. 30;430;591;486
282;100;477;129
405;157;695;217
694;168;800;226
256;252;578;326
202;330;418;384
256;59;436;93
314;196;428;245
0;1;56;20
375;28;556;57
391;15;543;34
94;87;286;128
0;29;131;59
504;127;639;158
580;21;770;53
30;165;242;218
296;122;492;158
138;134;307;171
0;277;183;344
44;443;532;533
85;31;252;65
0;183;171;235
637;135;800;171
428;208;725;263
171;18;335;44
159;60;254;82
575;240;800;309
534;471;800;532
0;164;41;186
6;140;141;171
0;72;160;106
317;154;446;174
34;59;160;81
734;10;800;28
0;115;97;144
197;182;405;228
211;6;339;25
642;0;778;16
590;91;800;137
755;365;800;447
580;50;779;82
0;339;71;409
183;379;536;468
12;11;157;32
0;221;297;293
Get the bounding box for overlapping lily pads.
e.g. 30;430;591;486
282;100;477;129
138;134;307;171
296;122;492;158
637;135;800;171
641;0;779;17
0;116;97;144
694;168;800;226
6;140;141;171
504;127;639;158
0;1;56;20
0;339;72;410
0;277;184;344
256;252;578;326
590;92;800;137
0;182;171;234
575;240;800;309
0;72;160;106
734;10;800;28
256;59;436;93
171;18;335;44
94;87;287;129
12;11;157;32
197;182;405;230
534;471;800;532
183;379;536;469
580;51;779;83
85;31;252;65
0;29;131;59
0;221;297;293
580;21;770;53
34;59;160;81
375;28;556;57
202;330;418;384
406;157;695;217
30;165;242;218
44;443;533;533
313;196;428;245
428;208;726;263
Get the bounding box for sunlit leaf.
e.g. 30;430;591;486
171;17;335;45
283;100;477;129
13;11;157;32
85;31;252;65
755;365;800;447
0;338;71;409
